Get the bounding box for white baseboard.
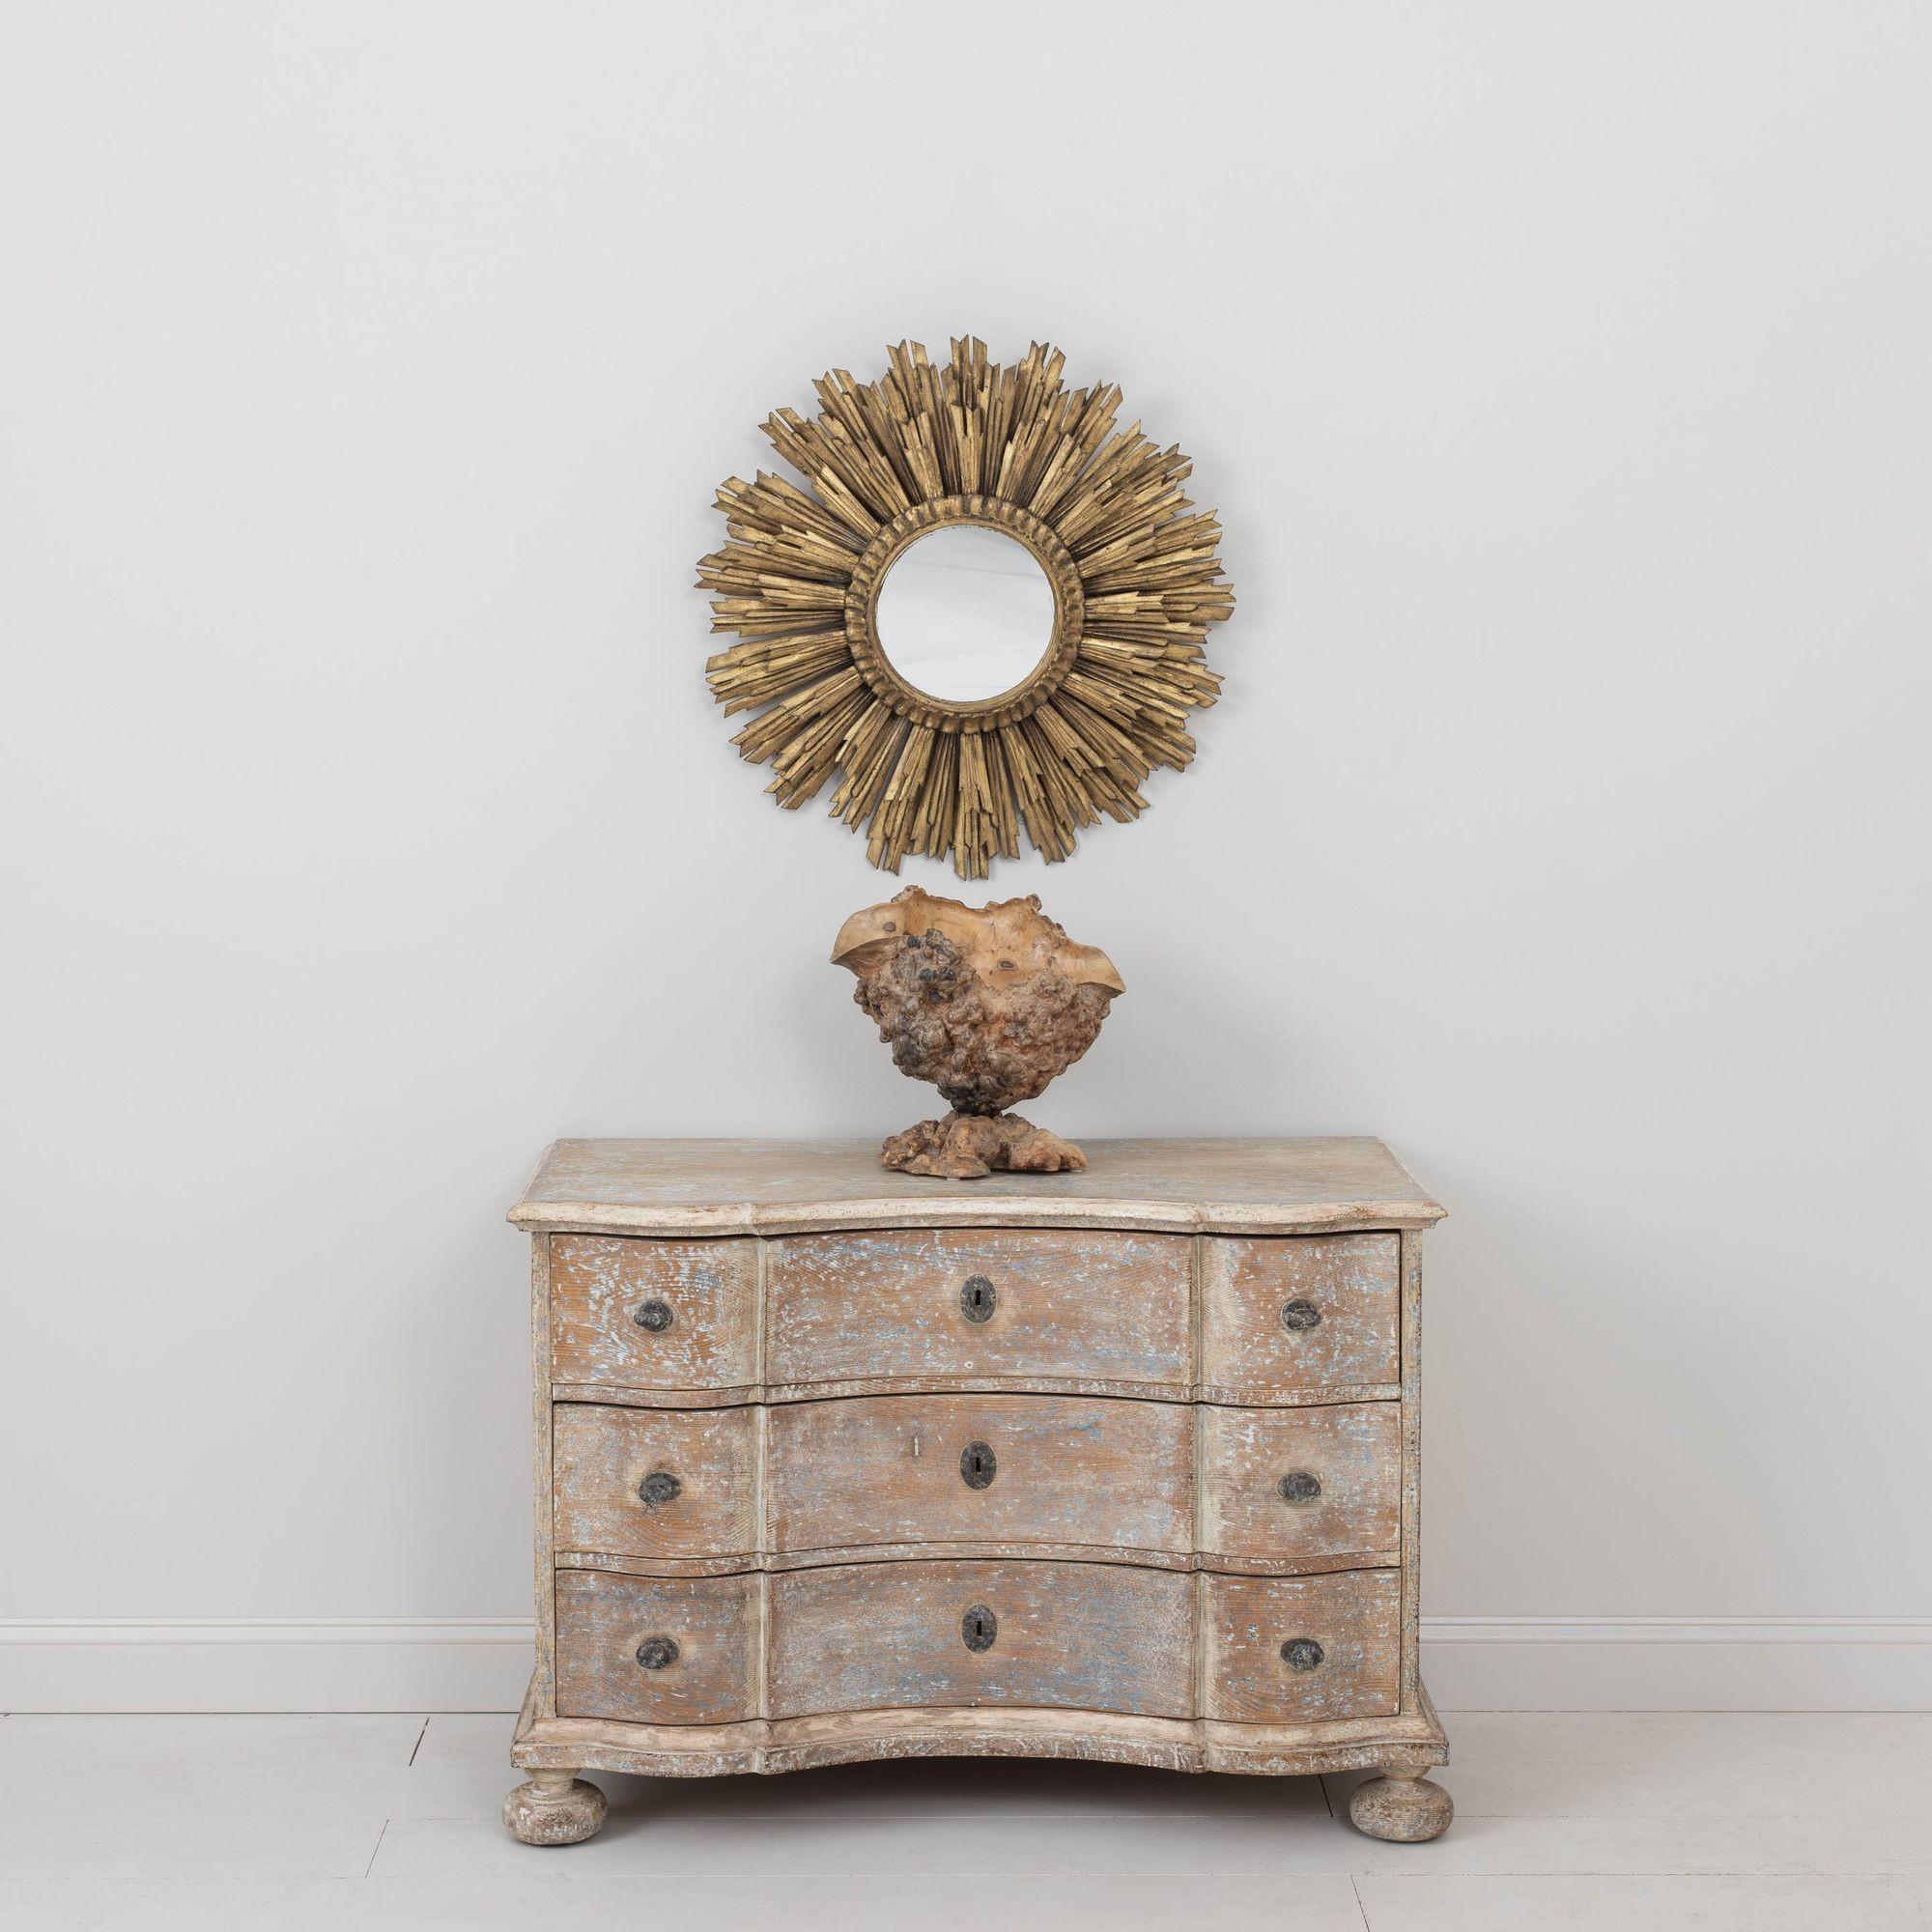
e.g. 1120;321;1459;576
0;1621;533;1714
1421;1617;1932;1712
2;1617;1928;1715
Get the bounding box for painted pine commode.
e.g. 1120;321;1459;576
502;1136;1453;1844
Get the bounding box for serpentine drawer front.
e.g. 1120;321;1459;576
765;1227;1192;1394
554;1568;755;1725
765;1394;1191;1560
551;1394;1400;1570
507;1138;1452;1845
552;1560;1403;1727
549;1223;1400;1406
1200;1232;1402;1402
768;1559;1196;1719
550;1234;759;1397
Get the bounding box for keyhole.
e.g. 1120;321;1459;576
959;1439;997;1490
960;1275;997;1322
961;1605;998;1652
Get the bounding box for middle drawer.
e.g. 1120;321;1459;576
768;1393;1189;1558
553;1394;1400;1570
554;1393;1185;1564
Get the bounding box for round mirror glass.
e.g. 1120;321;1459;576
873;524;1056;704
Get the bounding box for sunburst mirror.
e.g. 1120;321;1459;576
698;338;1234;877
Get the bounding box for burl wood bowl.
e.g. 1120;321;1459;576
830;888;1123;1179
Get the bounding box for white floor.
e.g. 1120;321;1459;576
1;1712;1927;1930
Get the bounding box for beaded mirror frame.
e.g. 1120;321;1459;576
697;338;1234;878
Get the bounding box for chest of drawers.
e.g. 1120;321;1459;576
501;1137;1452;1844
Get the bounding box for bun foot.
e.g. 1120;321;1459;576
503;1770;607;1845
1349;1765;1453;1842
880;1110;1087;1179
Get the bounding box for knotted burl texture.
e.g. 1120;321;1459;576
831;888;1124;1179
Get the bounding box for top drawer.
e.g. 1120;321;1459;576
766;1228;1190;1395
1200;1233;1401;1400
551;1234;758;1394
549;1225;1398;1402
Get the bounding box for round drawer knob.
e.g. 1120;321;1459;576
1280;1298;1322;1332
635;1635;680;1671
960;1275;997;1323
1278;1469;1321;1504
638;1471;682;1506
633;1299;674;1332
1280;1636;1324;1672
959;1440;998;1490
961;1605;998;1653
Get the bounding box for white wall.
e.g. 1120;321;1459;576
4;3;1929;1711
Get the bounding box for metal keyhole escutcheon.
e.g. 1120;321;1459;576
1280;1298;1321;1332
960;1275;997;1322
1278;1469;1321;1504
1280;1637;1324;1672
633;1299;674;1332
961;1605;998;1653
639;1471;681;1506
960;1440;997;1490
636;1635;680;1671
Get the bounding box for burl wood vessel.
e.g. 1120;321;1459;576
502;1137;1453;1844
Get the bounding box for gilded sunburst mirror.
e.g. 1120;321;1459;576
697;338;1234;877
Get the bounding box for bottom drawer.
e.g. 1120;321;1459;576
554;1569;756;1723
552;1560;1402;1728
768;1559;1192;1719
1205;1569;1402;1722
